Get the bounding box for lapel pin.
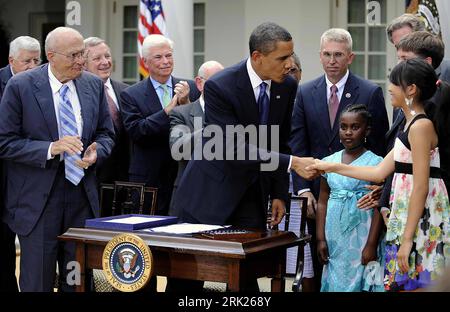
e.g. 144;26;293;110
276;95;281;99
345;93;351;99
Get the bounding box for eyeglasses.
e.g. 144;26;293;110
17;58;41;65
51;50;86;62
321;51;347;61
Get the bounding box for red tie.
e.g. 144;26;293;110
104;84;122;132
329;85;339;127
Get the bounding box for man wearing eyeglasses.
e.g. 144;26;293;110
0;27;115;292
289;28;389;291
0;35;41;292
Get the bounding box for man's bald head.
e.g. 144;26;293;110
45;27;85;83
195;60;224;94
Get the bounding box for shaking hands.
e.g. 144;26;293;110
291;157;322;180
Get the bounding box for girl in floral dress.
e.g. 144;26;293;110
309;59;450;291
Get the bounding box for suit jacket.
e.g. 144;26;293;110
173;60;297;225
169;99;204;188
168;99;204;216
0;64;115;236
289;72;389;198
96;79;130;184
120;76;197;215
0;64;13;100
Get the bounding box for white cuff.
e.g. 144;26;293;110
47;143;55;160
297;189;311;196
287;155;292;173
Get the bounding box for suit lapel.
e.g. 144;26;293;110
144;78;163;115
268;82;284;125
312;76;331;135
0;65;12;90
189;100;204;128
236;63;259;125
33;64;59;141
329;73;359;144
73;75;93;143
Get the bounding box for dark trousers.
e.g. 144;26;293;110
18;164;92;292
0;221;18;292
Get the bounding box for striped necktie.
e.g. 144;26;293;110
59;85;84;185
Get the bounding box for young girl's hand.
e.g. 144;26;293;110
317;240;329;265
397;239;413;273
361;244;377;265
306;159;331;173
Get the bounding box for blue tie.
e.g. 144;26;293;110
258;82;269;125
59;85;84;186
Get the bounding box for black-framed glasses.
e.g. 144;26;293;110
51;50;86;62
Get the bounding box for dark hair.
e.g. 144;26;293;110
389;58;437;102
390;59;450;177
396;31;444;69
340;103;372;127
249;22;292;55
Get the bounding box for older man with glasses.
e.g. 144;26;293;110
0;27;115;292
0;35;41;292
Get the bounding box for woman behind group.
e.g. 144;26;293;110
309;59;450;291
317;104;384;292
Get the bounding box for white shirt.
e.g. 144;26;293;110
325;70;349;103
297;70;350;196
199;94;205;112
47;64;83;159
246;58;271;100
104;78;120;110
246;58;292;172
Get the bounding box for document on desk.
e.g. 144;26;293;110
142;223;230;234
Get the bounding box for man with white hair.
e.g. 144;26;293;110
0;27;114;291
289;28;388;291
0;35;40;292
120;34;199;218
0;36;41;98
169;60;224;217
84;37;130;189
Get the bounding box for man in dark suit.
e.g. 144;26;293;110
0;27;114;292
121;34;197;217
169;60;224;217
166;60;223;292
84;37;129;190
0;35;41;292
174;22;318;235
289;28;389;290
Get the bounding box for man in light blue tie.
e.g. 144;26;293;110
0;27;115;292
120;34;199;218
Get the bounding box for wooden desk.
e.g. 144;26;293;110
59;228;307;292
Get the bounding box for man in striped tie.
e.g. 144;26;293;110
0;27;115;292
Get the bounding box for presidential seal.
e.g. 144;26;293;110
102;233;153;292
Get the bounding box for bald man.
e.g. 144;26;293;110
0;27;114;291
168;60;224;217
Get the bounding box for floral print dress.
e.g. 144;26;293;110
385;114;450;291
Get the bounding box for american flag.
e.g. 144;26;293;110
138;0;168;77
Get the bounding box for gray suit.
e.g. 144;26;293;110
168;99;204;216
